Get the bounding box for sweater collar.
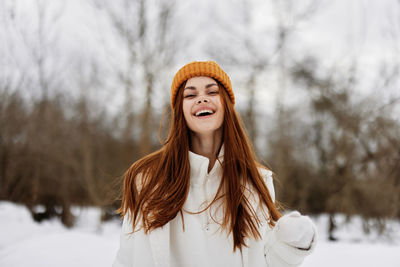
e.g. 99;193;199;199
188;144;224;186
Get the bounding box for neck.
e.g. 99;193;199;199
189;128;223;173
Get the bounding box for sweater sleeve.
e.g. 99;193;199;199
113;172;155;267
113;172;144;267
112;214;135;267
260;169;317;267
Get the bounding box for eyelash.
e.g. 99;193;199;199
184;91;219;98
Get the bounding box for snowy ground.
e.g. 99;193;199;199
0;201;399;267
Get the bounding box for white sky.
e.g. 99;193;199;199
1;0;399;117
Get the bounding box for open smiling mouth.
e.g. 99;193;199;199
194;109;215;118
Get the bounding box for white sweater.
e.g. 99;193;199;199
113;147;317;267
170;150;242;267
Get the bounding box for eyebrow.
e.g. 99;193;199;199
184;83;218;90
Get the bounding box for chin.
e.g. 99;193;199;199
191;125;223;136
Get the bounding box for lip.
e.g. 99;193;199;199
192;106;216;120
194;113;214;119
192;106;216;117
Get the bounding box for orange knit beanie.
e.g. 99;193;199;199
170;61;235;108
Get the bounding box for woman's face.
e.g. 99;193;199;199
182;76;224;136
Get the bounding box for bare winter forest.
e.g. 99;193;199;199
1;0;400;241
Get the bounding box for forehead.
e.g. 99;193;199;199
185;76;217;88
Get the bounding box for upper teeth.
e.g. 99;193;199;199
195;109;213;116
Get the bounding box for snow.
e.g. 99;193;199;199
303;241;400;267
0;201;399;267
0;202;120;267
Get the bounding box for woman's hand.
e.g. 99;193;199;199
274;211;316;250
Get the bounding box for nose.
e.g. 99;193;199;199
197;97;209;104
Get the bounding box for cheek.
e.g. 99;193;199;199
216;98;224;123
182;101;192;121
217;109;224;126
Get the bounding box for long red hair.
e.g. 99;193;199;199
118;81;281;251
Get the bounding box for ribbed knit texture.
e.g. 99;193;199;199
171;61;235;108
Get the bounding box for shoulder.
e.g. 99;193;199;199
134;172;145;190
132;171;154;196
257;167;275;202
257;167;273;180
257;167;273;187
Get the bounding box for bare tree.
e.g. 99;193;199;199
95;0;178;156
291;56;400;239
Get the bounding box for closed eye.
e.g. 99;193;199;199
184;94;196;98
208;91;219;95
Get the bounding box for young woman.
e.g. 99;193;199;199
113;61;317;267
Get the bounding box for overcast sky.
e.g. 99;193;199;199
1;0;399;113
